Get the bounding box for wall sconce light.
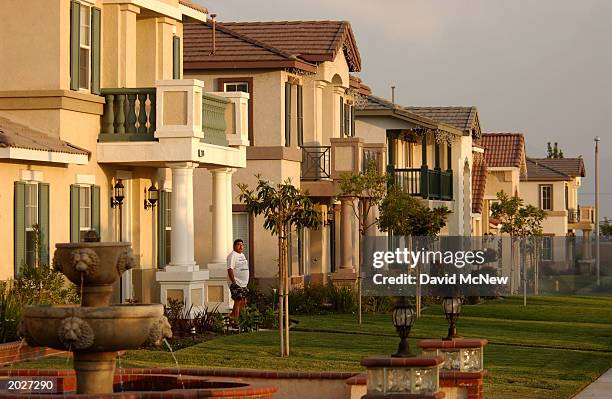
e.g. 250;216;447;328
144;184;159;210
110;179;125;208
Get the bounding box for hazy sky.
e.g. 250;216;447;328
200;0;612;218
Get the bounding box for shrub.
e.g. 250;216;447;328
192;305;225;334
0;282;22;343
237;306;261;332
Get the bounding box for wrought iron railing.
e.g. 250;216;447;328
362;148;380;173
392;167;453;200
568;209;580;224
99;88;156;142
301;146;331;179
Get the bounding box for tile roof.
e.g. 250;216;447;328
523;158;585;181
472;152;487;214
349;75;372;96
0;116;89;156
404;106;480;134
183;20;361;72
357;95;440;130
476;133;526;169
179;0;208;14
528;157;585;178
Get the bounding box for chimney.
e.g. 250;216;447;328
391;86;396;105
210;14;217;55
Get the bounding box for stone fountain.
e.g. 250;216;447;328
18;232;172;395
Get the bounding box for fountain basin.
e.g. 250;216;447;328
20;304;170;352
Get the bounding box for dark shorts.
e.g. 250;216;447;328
230;283;249;301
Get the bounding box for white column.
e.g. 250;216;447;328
168;162;198;271
211;168;232;263
226;169;235;248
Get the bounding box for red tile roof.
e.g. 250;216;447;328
476;133;526;169
472;152;487;214
183;20;361;72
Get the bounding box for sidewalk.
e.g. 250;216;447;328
573;368;612;398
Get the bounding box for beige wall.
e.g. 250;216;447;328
522;179;569;236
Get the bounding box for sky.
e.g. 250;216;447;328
199;0;612;218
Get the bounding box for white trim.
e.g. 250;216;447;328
0;147;88;165
20;170;43;182
487;166;519;172
178;4;207;22
103;0;182;20
472;146;485;154
76;174;96;185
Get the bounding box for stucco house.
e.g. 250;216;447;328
0;0;249;310
181;19;388;291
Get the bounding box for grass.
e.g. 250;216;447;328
11;296;612;399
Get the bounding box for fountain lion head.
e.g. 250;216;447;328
116;247;136;275
71;248;100;276
58;317;95;350
145;316;172;347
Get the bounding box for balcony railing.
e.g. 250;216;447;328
301;146;331;179
393;167;453;200
568;209;580;224
99;88;156;142
201;93;229;146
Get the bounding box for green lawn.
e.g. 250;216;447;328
12;296;612;399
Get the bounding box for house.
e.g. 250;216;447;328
0;0;249;310
354;95;478;236
475;133;527;234
180;18;386;291
521;157;593;264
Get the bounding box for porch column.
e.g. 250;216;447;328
583;229;592;259
211;168;232;263
340;197;354;270
226;168;235;248
168;162;198;271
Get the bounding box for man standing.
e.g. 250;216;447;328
227;239;249;320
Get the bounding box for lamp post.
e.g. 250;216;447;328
442;296;462;340
595;136;600;286
111;179;125;302
391;296;415;357
144;184;159;210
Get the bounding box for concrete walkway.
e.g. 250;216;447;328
573;368;612;398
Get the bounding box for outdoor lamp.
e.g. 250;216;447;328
392;296;415;357
442;296;462;340
110;179;125;208
144;184;159;210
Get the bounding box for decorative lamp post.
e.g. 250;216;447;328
110;179;125;209
144;184;159;210
442;296;462;341
392;296;415;357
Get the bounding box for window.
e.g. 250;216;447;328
24;183;39;268
79;186;91;231
79;4;91;90
541;236;553;261
224;82;249;93
540;185;553;211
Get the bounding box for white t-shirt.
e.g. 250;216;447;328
227;250;249;288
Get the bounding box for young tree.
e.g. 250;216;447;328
339;160;388;324
601;217;612;237
378;187;450;316
546;142;564;159
238;176;321;357
490;191;545;300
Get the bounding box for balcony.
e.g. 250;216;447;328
568;206;595;229
301;146;331;179
392;167;453;201
96;80;249;168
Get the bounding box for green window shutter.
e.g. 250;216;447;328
91;7;101;94
70;0;81;91
339;97;344;137
14;182;26;276
91;185;100;235
297;85;303;146
38;183;50;266
284;82;291;147
157;191;167;268
350;105;355;137
173;36;181;79
70;185;80;243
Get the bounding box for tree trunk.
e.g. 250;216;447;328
284;225;290;356
278;235;285;357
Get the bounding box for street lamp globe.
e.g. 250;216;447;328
442;296;462;341
391;297;415;357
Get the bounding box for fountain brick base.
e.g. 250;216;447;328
0;368;277;398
